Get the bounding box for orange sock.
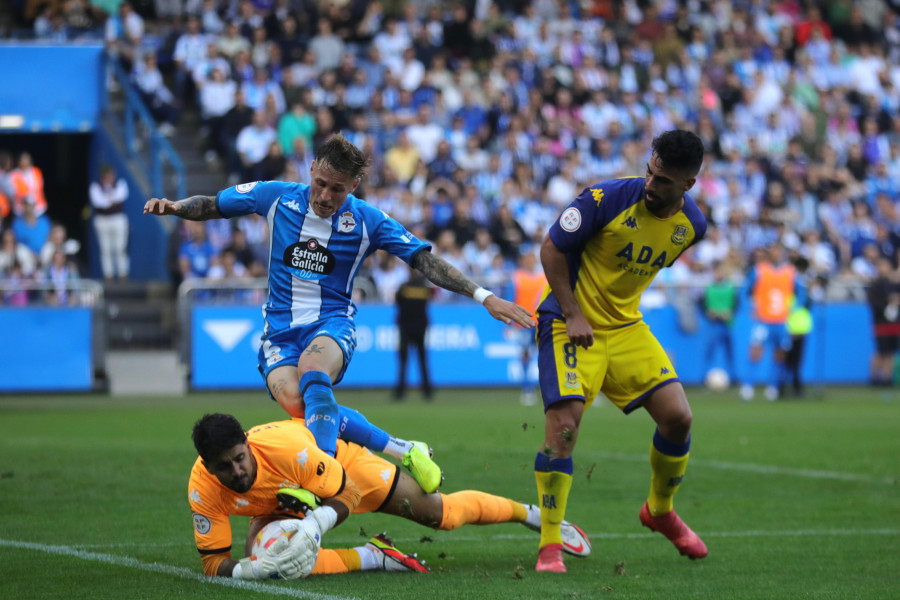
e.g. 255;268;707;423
438;491;524;530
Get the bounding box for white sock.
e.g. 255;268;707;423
356;546;379;571
383;436;413;460
524;503;541;528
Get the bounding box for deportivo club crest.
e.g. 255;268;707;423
338;211;357;233
671;225;688;245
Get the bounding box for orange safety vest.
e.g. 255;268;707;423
752;262;796;324
513;268;547;324
10;166;47;216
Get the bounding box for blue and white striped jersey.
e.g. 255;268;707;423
216;181;430;335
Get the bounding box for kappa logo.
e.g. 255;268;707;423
282;199;302;212
590;188;605;206
380;469;392;484
660;367;670;375
621;216;639;230
189;489;202;504
236;498;249;508
295;448;308;467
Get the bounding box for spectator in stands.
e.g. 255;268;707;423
10;152;47;217
218;20;251;61
173;15;209;108
234;110;276;183
104;1;144;71
309;17;346;72
89;164;129;281
133;53;178;137
198;66;237;163
244;66;285;115
43;248;79;306
12;201;51;257
0;228;37;278
0;150;14;228
259;140;287;181
40;222;80;271
489;203;528;265
278;99;316;156
179;220;216;281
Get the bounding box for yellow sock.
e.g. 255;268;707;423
647;442;690;516
309;548;360;574
438;491;519;530
534;469;573;547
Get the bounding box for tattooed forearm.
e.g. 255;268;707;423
412;251;478;297
175;195;220;221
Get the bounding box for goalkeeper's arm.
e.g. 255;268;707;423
221;476;362;579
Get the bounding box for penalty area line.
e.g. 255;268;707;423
0;538;359;600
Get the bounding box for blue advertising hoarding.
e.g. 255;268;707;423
0;307;93;391
190;303;873;390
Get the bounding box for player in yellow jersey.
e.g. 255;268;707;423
189;413;591;579
532;130;709;573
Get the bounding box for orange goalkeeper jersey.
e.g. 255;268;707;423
188;418;346;561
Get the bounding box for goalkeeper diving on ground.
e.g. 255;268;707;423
188;413;590;579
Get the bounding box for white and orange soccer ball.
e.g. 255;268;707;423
251;519;302;564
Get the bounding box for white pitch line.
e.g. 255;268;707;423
0;538;358;600
403;528;900;543
589;451;896;484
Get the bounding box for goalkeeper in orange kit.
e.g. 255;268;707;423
188;413;590;579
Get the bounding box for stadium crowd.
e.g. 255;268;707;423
4;0;900;310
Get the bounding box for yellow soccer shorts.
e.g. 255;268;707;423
536;318;679;414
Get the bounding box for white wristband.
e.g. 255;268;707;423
310;506;338;535
473;288;494;305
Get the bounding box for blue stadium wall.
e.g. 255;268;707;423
0;43;167;281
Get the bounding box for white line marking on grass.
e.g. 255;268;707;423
591;451;896;485
0;538;359;600
401;529;900;544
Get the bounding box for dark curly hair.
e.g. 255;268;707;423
651;130;705;177
192;413;246;462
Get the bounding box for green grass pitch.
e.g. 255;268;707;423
1;386;898;599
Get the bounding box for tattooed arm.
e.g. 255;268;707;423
411;250;537;328
411;250;479;297
143;195;222;221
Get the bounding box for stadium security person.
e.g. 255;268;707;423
189;413;591;578
146;134;535;492
532;130;709;573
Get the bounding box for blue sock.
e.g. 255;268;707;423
337;405;390;451
300;371;338;457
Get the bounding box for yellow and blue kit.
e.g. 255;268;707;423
536;177;707;413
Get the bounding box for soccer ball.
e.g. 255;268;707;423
251;519;302;562
704;368;731;391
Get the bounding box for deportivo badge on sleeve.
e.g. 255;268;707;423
560;207;582;232
235;182;258;194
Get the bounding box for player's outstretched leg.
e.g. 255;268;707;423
366;532;429;572
337;406;443;493
300;371;339;456
639;503;707;559
402;441;443;493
